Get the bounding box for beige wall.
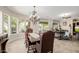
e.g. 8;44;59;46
60;19;73;34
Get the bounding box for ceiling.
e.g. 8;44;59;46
6;6;79;20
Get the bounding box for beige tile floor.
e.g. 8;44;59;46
53;39;79;53
6;39;27;53
6;38;79;53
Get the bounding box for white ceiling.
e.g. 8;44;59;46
6;6;79;19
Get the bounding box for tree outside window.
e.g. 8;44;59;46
3;14;9;33
10;16;17;34
19;20;28;33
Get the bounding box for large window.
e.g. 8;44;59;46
39;21;48;31
10;16;17;34
3;14;9;33
19;20;28;33
2;13;28;34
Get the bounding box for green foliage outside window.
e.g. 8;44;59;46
11;16;17;34
19;20;28;33
3;15;9;33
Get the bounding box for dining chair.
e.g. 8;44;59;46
25;28;36;53
35;31;55;53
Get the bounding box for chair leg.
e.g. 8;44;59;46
32;45;37;53
26;43;30;53
34;48;37;53
27;45;36;53
27;47;29;53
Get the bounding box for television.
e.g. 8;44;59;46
75;26;79;32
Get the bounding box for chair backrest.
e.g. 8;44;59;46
40;31;55;53
25;28;33;40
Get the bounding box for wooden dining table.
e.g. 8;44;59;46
28;33;40;43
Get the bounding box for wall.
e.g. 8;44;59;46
48;19;53;30
52;20;60;30
0;11;2;34
60;18;73;34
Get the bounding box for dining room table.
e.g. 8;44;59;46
28;33;40;43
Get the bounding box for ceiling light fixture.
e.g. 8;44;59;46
59;13;72;19
29;6;40;24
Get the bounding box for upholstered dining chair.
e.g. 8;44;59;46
35;31;55;53
25;28;36;53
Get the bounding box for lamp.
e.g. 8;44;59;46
59;13;71;19
29;6;40;24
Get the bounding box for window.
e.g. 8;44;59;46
3;13;28;34
39;21;48;31
19;20;28;33
3;14;9;33
10;16;17;34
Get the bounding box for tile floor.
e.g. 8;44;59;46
6;38;79;53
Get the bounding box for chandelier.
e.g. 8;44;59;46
29;6;40;24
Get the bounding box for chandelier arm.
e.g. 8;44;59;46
29;6;40;24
